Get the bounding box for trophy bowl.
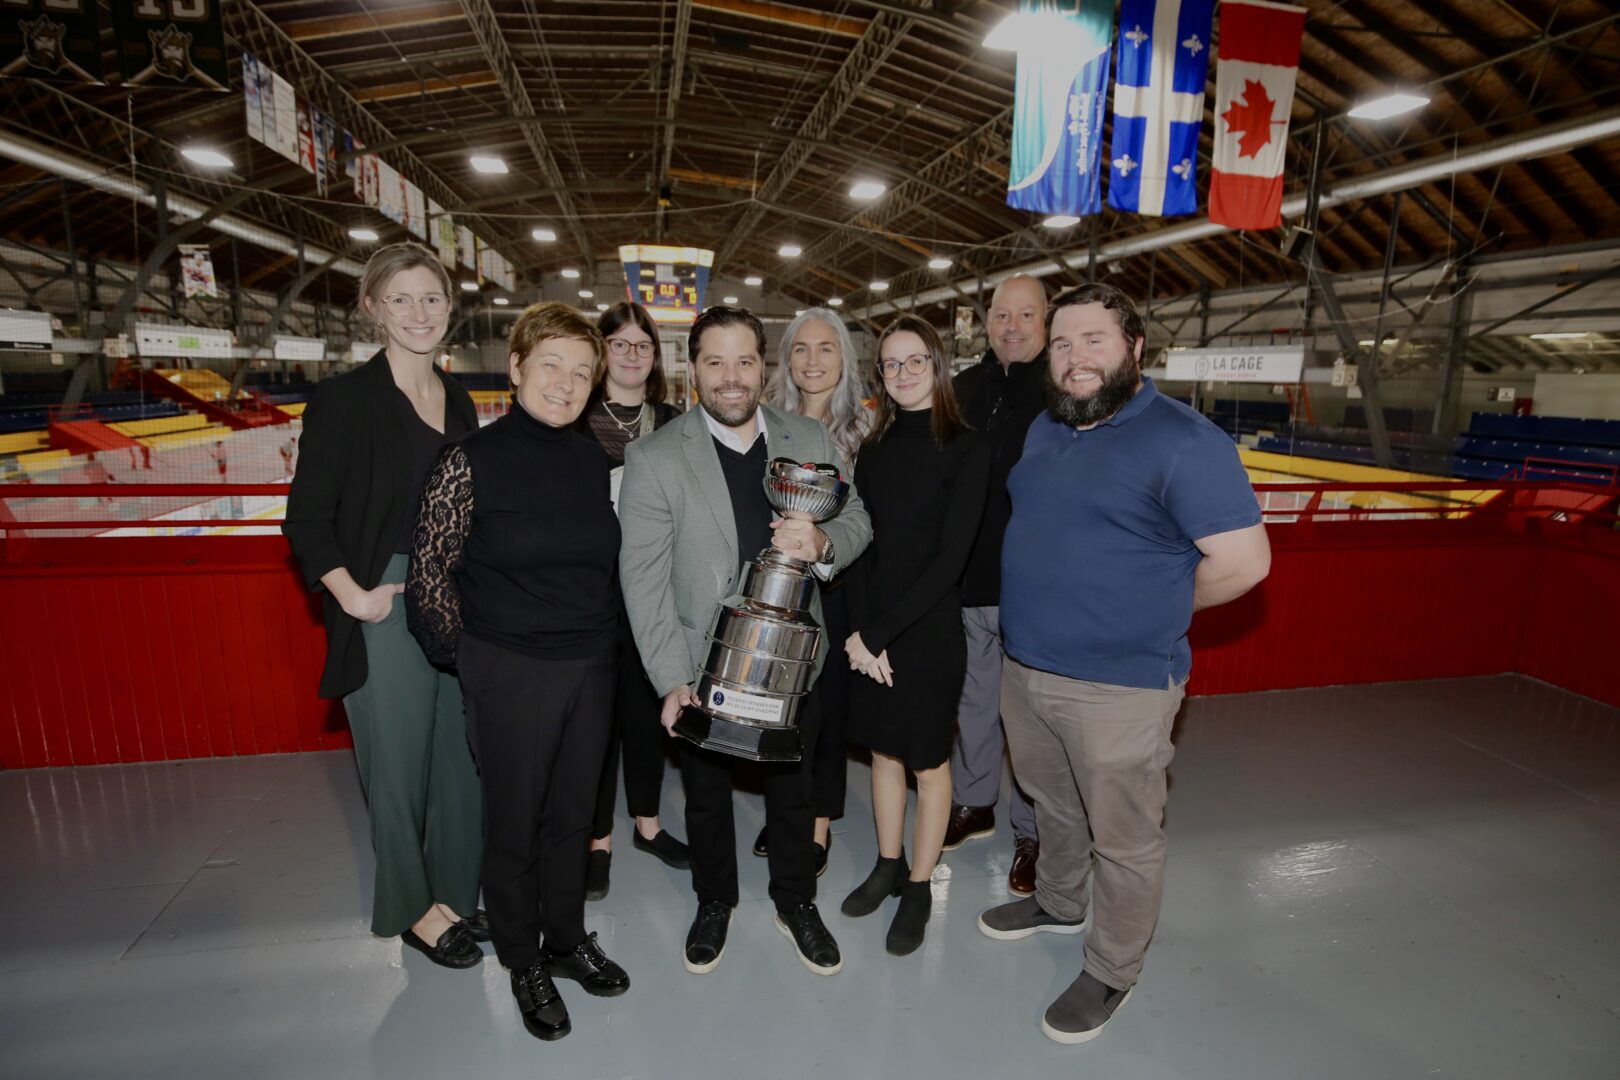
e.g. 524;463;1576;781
673;458;850;762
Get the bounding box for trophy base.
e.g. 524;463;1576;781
673;707;803;763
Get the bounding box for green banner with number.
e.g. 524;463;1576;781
111;0;229;91
2;0;106;84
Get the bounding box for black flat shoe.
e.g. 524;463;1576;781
815;837;830;878
632;828;692;870
886;879;932;956
841;853;908;918
401;922;483;969
458;910;491;942
752;826;769;858
544;931;630;997
584;850;611;901
511;962;570;1041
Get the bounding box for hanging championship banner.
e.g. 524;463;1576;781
271;71;298;162
242;52;264;142
1005;0;1115;218
178;244;219;299
3;0;107;85
295;99;316;174
113;0;229;91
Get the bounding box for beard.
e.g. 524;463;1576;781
1045;357;1141;427
698;380;762;428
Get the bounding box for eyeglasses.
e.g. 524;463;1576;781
607;338;656;357
380;293;450;317
878;354;930;379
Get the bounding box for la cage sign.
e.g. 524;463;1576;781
1165;346;1305;384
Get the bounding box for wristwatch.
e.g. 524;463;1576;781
817;531;837;566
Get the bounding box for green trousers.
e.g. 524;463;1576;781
342;554;482;937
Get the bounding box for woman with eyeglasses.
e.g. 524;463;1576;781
840;314;990;956
759;307;874;876
284;242;486;971
573;302;689;900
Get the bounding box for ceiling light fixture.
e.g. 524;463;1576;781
982;12;1091;54
532;227;557;242
596;303;609;311
744;275;763;286
849;179;887;200
778;244;802;258
927;256;952;270
347;228;379;242
1042;214;1081;229
459;281;479;292
1348;92;1430;121
492;297;510;306
827;298;844;307
869;280;890;292
560;268;581;279
722;295;739;305
1529;331;1591;340
578;289;594;299
469;154;508;174
181;147;233;168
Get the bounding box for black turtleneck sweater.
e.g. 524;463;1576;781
406;400;620;666
951;347;1050;607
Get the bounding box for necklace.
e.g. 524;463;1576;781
603;400;647;438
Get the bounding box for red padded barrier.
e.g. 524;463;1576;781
1;520;1616;768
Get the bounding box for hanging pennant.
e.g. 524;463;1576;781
1005;0;1115;218
113;0;229;91
3;0;107;85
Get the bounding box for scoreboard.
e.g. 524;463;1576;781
618;245;713;326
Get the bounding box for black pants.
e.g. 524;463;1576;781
459;633;613;970
681;703;820;913
592;616;669;837
810;583;851;821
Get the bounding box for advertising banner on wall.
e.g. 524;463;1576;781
1165;345;1304;383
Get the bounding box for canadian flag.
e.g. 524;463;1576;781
1209;0;1306;230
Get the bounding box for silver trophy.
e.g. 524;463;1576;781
674;459;850;762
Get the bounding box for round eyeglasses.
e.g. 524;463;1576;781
380;293;450;317
878;354;930;379
608;339;656;357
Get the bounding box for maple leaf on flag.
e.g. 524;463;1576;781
1222;79;1276;159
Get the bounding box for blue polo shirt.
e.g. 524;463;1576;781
1001;377;1260;689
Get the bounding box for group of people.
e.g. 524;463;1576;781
284;241;1270;1047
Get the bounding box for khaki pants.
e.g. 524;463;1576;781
1000;656;1184;990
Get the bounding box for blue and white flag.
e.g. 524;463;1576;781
1005;1;1115;218
1107;0;1216;217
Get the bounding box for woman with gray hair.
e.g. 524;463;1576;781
758;306;874;872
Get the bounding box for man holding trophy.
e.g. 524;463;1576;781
619;306;871;976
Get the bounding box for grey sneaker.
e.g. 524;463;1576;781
977;896;1087;941
1041;971;1132;1044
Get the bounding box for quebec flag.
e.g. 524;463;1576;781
1106;0;1216;217
1005;1;1115;218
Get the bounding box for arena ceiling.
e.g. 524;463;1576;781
2;0;1618;359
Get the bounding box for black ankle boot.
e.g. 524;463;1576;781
840;853;908;917
886;879;932;956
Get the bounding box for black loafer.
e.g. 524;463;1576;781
458;910;491;942
543;931;630;997
511;962;570;1041
815;838;830;878
401;922;483;969
752;826;769;858
632;828;692;870
584;850;611;901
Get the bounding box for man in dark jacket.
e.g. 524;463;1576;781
945;273;1048;895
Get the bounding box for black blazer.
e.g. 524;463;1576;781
283;351;478;698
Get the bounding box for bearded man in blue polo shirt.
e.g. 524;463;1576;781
978;283;1271;1045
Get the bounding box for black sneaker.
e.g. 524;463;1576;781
543;931;629;997
584;850;610;901
752;826;769;857
814;837;830;878
510;962;570;1041
633;828;692;870
684;900;733;975
775;902;842;975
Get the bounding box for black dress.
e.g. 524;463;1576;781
846;408;992;770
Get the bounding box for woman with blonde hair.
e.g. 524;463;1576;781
409;302;630;1040
284;241;484;970
758;307;873;874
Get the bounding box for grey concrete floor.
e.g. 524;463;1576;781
1;674;1617;1079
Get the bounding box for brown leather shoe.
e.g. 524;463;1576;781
942;804;996;851
1008;837;1038;896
